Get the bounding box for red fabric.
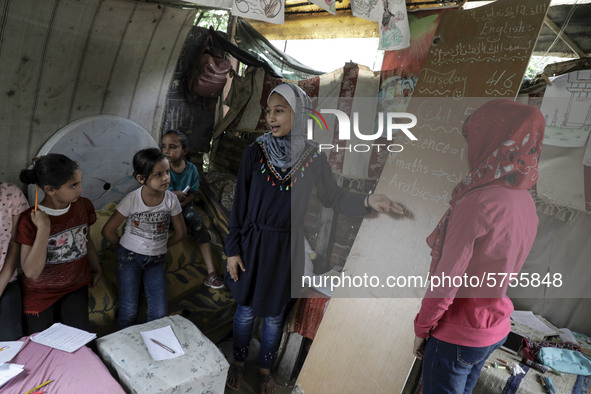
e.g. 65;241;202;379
16;198;96;314
426;99;545;274
289;289;329;340
380;10;444;81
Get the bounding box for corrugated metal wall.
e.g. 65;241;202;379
0;0;195;186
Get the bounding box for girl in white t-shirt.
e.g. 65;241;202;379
102;148;186;328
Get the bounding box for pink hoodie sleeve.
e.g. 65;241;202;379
414;193;488;338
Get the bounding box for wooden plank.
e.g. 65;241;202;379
295;298;419;394
543;15;587;58
29;0;101;158
129;7;194;136
70;0;136;120
0;0;58;184
295;1;550;392
101;3;160;120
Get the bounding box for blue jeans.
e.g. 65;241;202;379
421;336;507;394
233;304;286;370
116;246;167;329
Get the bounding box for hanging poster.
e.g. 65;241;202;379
351;0;382;22
539;70;591;147
232;0;285;24
309;0;337;15
378;0;410;50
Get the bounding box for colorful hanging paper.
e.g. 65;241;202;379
232;0;285;24
378;0;410;50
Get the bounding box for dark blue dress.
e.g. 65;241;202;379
224;142;369;317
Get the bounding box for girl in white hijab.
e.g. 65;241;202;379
225;82;403;393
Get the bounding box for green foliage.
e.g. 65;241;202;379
194;9;229;32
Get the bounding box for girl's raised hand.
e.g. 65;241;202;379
368;194;404;215
227;255;246;282
30;210;50;232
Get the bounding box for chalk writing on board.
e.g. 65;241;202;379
418;68;466;99
469;3;548;22
431;168;465;184
431;41;533;65
394;157;430;175
398;136;465;159
479;20;533;42
387;173;450;205
484;70;519;96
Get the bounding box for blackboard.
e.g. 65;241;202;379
296;1;551;393
340;0;552;298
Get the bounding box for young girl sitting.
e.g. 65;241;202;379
225;82;404;393
17;154;102;334
102;148;186;329
0;182;29;340
161;130;224;289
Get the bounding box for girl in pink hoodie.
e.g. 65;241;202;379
413;99;545;393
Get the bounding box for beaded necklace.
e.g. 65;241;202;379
258;142;320;191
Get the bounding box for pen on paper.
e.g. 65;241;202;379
23;379;53;394
150;338;175;353
0;345;9;351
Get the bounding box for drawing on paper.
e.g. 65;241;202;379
540;70;591;147
232;0;284;24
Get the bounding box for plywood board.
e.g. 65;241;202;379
296;1;550;392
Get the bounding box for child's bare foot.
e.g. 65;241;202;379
258;368;275;394
226;362;244;391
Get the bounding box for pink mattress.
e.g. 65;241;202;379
1;337;124;394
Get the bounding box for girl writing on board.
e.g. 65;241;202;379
412;99;545;393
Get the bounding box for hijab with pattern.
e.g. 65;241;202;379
426;99;545;274
256;82;311;169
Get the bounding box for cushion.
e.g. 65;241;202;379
96;315;229;393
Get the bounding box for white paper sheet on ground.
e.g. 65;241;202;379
558;328;579;344
0;363;24;389
0;342;24;365
511;310;558;336
31;323;96;353
232;0;284;24
141;325;185;361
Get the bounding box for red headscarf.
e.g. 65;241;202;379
426;99;545;274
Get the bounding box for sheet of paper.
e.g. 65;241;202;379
0;341;24;365
558;328;578;344
31;323;96;353
0;363;24;389
141;325;185;361
510;310;558;336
